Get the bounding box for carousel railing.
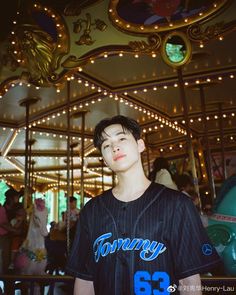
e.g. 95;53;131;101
0;274;74;295
0;275;236;294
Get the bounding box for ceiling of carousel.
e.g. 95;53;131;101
0;0;236;197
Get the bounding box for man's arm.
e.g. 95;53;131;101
179;274;202;295
73;278;95;295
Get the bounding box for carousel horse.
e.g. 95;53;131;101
207;174;236;275
14;198;48;293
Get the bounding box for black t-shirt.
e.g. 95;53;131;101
66;182;221;295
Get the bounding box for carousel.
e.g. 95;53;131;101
0;0;236;293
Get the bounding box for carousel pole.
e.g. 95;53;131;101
19;97;39;209
28;139;36;200
56;172;62;221
145;134;151;176
199;85;216;203
177;68;202;210
70;142;79;197
30;160;36;193
80;111;86;208
66;80;71;253
218;102;227;180
71;110;88;208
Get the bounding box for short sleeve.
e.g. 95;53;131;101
66;208;94;280
172;196;222;280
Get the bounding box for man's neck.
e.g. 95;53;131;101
112;167;151;202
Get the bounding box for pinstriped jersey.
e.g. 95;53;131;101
66;182;221;295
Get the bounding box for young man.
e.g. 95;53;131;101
66;115;221;295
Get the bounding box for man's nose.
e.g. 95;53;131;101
112;144;120;152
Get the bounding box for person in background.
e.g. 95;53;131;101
176;173;194;198
63;196;80;224
149;157;178;190
67;115;221;295
63;196;80;247
0;188;22;272
9;203;27;268
0;187;22;293
176;174;212;228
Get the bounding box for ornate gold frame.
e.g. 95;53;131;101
109;0;230;35
161;31;192;67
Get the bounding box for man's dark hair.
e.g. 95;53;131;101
93;115;141;151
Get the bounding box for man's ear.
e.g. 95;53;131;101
137;139;145;153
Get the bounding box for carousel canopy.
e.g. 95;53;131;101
0;0;236;197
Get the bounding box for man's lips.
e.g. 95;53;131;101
113;154;126;161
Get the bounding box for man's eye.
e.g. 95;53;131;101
120;137;126;141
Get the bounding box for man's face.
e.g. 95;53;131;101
100;124;144;173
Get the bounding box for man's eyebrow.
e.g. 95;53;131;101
116;131;126;136
101;131;127;143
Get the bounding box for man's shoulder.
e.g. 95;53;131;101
82;189;112;210
151;182;191;204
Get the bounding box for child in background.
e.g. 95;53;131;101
10;203;27;269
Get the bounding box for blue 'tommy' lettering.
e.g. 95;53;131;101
93;232;166;262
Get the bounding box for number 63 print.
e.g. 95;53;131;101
134;271;174;294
